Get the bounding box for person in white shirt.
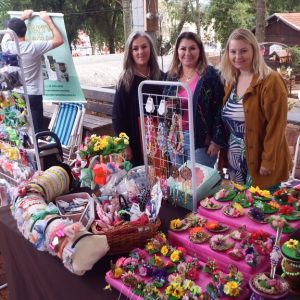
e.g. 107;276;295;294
2;9;63;133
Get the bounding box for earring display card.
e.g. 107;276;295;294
138;82;199;211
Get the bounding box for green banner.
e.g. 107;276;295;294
8;11;85;103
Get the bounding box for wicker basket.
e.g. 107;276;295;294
100;218;161;255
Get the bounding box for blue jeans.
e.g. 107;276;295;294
169;131;217;168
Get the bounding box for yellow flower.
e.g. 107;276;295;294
113;267;123;278
161;245;169;256
231;181;245;191
146;242;154;251
119;132;129;139
224;281;239;297
285;239;299;249
172;285;184;298
248;186;271;198
165;285;173;295
170;250;181;262
124;139;129;145
154;254;162;266
233;202;244;214
170;219;182;230
269;201;280;209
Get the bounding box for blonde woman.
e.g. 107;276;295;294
112;31;163;167
220;28;292;189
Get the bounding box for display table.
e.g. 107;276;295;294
198;205;300;241
169;208;300;281
0;202;187;300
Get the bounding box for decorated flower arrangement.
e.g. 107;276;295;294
108;242;207;300
251;273;289;295
223;202;244;217
145;232;167;254
232;192;253;208
269;215;295;234
199;197;222;210
170;218;191;232
79;132;129;158
248;207;269;223
204;261;243;298
189;227;211;244
282;238;300;259
209;234;234;252
230;181;249;192
248;186;272;201
244;230;274;256
185;212;207;227
214;187;236;202
205;221;229;233
165;275;202;300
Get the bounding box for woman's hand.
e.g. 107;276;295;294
207;143;220;157
259;166;271;176
124;145;133;161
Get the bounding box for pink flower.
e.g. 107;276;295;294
116;257;126;267
177;247;187;255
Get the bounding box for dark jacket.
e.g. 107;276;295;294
164;65;226;149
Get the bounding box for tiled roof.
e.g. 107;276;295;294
268;13;300;31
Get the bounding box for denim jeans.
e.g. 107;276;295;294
169;130;217;168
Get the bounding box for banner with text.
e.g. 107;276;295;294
9;11;85;102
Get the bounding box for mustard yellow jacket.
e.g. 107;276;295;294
223;71;292;189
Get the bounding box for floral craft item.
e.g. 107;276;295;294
231;181;249;192
223;203;244;217
205;221;229;233
170;218;191;232
79;132;129;158
185;212;207;227
248;186;272;201
210;234;234;252
244;246;261;267
282;238;300;260
189;227;211;244
214;187;236;202
145;232;167;254
269;215;295;234
251;273;289;295
248;207;269;223
230;225;248;241
206;264;243;298
143;284;163;300
199;197;222;210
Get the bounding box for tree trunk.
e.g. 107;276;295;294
255;0;266;42
122;0;132;42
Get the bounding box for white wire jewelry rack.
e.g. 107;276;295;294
138;80;197;211
0;30;40;192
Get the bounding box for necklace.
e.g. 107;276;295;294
135;68;150;79
181;69;197;83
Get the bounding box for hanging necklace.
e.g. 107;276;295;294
135;68;150;79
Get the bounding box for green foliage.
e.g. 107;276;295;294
267;0;300;14
289;46;300;69
2;0;124;53
206;0;255;47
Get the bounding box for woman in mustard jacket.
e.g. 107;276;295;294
220;28;292;189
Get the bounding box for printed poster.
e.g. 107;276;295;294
8;11;85;103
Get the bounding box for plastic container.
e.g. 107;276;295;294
55;192;91;221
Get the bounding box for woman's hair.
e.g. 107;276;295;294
118;31;160;92
220;28;272;84
168;31;208;78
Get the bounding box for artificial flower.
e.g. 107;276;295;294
269;201;280;209
248;186;271;199
279;205;294;215
231;181;247;191
161;245;170;256
223;281;239;297
284;239;299;249
79;132;129;158
170;219;182;230
170;250;182;263
270;215;285;228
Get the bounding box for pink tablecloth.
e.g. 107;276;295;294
106;268;250;300
197;205;300;243
168;206;300;281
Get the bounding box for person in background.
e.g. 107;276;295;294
112;31;163;167
2;9;63;134
164;31;225;168
220;28;292;189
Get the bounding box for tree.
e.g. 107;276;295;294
3;0;124;53
255;0;266;42
206;0;255;47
